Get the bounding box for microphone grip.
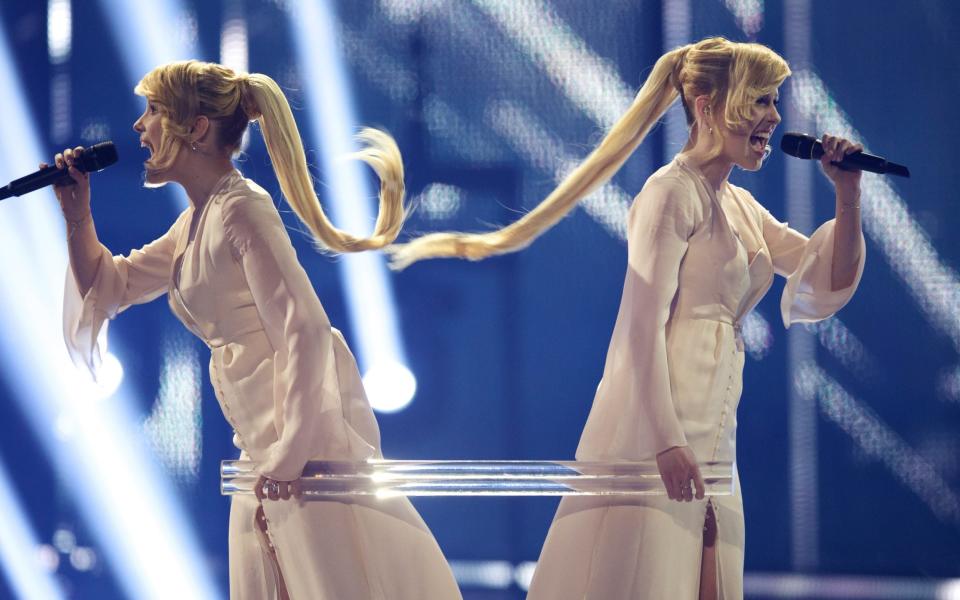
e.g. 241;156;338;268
809;139;891;174
835;151;888;174
8;165;75;197
11;165;74;187
0;141;118;201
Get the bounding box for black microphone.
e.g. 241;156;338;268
780;132;909;178
0;141;119;201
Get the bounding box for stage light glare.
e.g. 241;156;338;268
36;545;60;573
363;362;417;413
0;27;221;600
797;363;960;526
287;0;413;413
416;183;464;221
740;312;773;360
449;560;514;589
47;0;72;64
220;18;248;74
96;0;197;212
92;353;124;399
68;548;96;572
52;529;76;555
724;0;763;36
53;413;76;441
791;70;960;352
939;579;960;600
0;458;65;599
513;561;537;590
473;0;632;128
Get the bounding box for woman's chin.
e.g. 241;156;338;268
738;152;767;172
142;166;170;188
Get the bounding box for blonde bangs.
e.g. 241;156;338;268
721;44;791;131
134;64;197;173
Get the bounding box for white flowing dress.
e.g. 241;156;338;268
63;170;462;600
526;156;865;599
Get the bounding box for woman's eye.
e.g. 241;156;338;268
756;96;780;108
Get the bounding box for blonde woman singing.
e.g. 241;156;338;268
388;37;865;599
48;60;461;600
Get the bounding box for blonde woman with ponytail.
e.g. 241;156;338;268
392;38;866;599
48;60;461;599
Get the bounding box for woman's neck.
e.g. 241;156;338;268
176;157;236;209
679;149;733;193
678;129;734;192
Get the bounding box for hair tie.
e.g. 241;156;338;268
238;75;262;121
671;45;691;94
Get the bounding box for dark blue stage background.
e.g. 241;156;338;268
0;1;957;598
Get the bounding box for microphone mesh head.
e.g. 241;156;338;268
79;142;119;172
779;133;817;160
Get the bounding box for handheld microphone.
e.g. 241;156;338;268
0;141;119;201
780;132;909;178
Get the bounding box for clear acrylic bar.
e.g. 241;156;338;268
221;460;733;497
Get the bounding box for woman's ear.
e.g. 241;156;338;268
190;115;211;144
694;95;711;125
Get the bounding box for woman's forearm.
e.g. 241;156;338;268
830;185;862;291
66;213;103;297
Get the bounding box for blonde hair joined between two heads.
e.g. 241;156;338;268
386;36;790;270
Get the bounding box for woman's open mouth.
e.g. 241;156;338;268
749;132;770;154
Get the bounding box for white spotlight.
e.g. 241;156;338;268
68;548;97;572
51;529;76;554
287;1;415;413
93;353;124;399
47;0;72;64
36;545;60;573
70;352;124;401
363;362;417;413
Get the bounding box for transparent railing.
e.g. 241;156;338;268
221;460;733;498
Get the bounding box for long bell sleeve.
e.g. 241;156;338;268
757;206;866;327
221;194;375;482
578;176;700;460
63;213;187;374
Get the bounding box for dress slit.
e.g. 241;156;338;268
699;500;720;600
254;504;290;600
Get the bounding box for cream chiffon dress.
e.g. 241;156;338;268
526;156;864;599
63;170;462;600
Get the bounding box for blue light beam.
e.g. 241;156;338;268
0;456;65;600
0;27;221;600
286;0;415;412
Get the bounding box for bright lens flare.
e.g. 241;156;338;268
363;362;417;413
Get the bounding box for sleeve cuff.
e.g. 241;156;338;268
781;219;866;327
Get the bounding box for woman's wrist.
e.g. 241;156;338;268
64;211;92;239
835;187;861;212
64;211;91;225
